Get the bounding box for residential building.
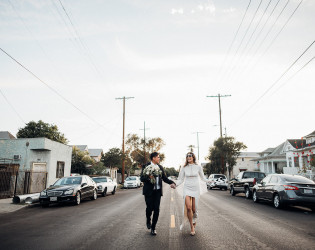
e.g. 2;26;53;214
255;143;287;174
88;149;103;162
232;152;260;178
283;131;315;179
0;134;72;198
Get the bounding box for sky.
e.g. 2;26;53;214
0;0;314;169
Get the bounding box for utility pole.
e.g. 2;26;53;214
206;94;231;137
116;96;134;184
140;121;149;164
207;94;231;174
192;132;204;160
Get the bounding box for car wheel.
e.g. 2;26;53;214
253;190;259;203
112;187;116;195
91;189;97;200
273;193;282;209
74;192;81;205
224;187;227;191
245;187;252;199
231;186;236;196
102;188;107;197
210;187;213;190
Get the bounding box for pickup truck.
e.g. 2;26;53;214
230;171;266;199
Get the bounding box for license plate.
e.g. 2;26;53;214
50;197;57;201
304;189;312;194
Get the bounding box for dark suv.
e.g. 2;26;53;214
230;171;266;199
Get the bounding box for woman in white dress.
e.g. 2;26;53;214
176;152;208;236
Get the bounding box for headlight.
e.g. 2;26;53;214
98;185;102;189
64;189;74;195
40;190;47;196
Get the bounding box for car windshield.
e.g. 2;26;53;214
54;177;82;186
93;178;107;183
283;176;314;184
214;175;226;179
126;177;136;181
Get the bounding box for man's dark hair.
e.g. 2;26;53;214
150;152;159;160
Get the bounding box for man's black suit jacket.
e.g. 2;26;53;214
140;162;175;196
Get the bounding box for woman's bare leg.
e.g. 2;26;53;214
191;197;196;227
185;196;194;233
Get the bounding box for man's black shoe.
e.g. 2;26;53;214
151;229;157;235
146;222;151;229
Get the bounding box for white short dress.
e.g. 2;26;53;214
176;164;208;230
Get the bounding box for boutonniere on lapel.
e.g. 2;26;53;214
143;164;162;184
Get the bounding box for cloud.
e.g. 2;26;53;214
171;8;184;15
114;39;221;72
223;7;236;14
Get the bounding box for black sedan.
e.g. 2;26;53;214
252;174;315;210
39;175;97;207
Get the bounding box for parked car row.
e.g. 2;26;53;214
207;171;315;211
39;175;117;207
252;174;315;210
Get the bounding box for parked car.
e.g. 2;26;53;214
39;175;97;207
252;174;315;210
207;174;228;190
124;176;141;188
92;176;117;196
230;171;266;198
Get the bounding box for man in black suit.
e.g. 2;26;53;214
140;152;176;235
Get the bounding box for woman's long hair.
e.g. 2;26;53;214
184;152;197;167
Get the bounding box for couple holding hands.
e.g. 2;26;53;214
140;151;209;236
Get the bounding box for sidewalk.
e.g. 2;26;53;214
0;198;29;214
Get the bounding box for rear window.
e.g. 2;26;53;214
214;175;226;179
283;176;314;184
243;172;265;178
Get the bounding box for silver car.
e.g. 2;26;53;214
252;174;315;210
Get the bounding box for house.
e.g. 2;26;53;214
73;145;88;152
88;149;103;162
232;152;260;178
255;143;287;175
0;133;72;198
283;131;315;179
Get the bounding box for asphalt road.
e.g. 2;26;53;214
0;186;314;250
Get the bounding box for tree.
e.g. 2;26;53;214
125;133;166;167
92;162;106;175
205;136;247;177
16;120;68;144
164;167;179;177
71;146;94;175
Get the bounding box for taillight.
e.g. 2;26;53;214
253;178;256;186
284;185;299;190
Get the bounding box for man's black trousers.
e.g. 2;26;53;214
145;189;161;230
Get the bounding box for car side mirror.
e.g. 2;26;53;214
81;183;87;187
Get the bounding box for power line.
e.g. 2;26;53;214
0;88;25;124
240;0;298;77
272;55;315;94
217;0;263;88
57;0;105;81
223;0;273;84
214;0;252;87
230;0;282;82
232;39;315;124
0;47;105;128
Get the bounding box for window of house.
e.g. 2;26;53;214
56;161;65;178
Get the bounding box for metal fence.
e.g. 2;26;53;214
0;160;47;198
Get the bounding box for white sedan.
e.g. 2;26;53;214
124;176;141;189
92;176;117;197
